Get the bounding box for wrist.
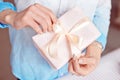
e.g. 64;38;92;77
91;41;103;50
87;41;103;57
0;2;16;27
4;9;17;26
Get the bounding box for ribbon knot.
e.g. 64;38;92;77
46;17;90;58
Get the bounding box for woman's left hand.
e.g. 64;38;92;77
68;41;102;76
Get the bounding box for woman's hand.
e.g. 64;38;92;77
68;41;102;76
4;3;57;33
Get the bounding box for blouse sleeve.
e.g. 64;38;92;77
93;0;111;50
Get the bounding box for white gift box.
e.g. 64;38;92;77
32;7;101;70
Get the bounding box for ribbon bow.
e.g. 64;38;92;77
46;17;90;58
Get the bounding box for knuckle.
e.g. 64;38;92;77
28;5;36;11
25;10;32;16
34;26;39;31
48;9;54;14
35;28;41;33
45;8;52;13
43;16;49;21
47;10;54;16
42;14;50;22
46;19;51;25
49;11;54;16
41;22;47;29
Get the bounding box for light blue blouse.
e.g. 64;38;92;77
0;0;16;28
0;0;111;80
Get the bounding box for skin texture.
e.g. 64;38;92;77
1;3;57;33
68;42;102;76
0;3;102;77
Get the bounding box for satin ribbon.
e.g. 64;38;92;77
46;17;90;58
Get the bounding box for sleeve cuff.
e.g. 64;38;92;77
96;33;107;50
0;2;16;28
0;2;16;12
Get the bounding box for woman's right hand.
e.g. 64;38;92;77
5;3;57;33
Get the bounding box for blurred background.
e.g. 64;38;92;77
0;0;120;80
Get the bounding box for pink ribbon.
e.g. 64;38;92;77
46;17;90;58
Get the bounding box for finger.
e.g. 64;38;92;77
79;63;98;76
79;57;96;65
26;4;48;32
78;65;91;76
34;3;57;23
32;6;52;31
68;60;75;74
28;19;42;34
68;60;79;75
72;59;82;75
31;13;48;32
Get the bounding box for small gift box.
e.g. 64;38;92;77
32;7;101;70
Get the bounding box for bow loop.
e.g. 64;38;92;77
46;25;82;58
45;17;89;58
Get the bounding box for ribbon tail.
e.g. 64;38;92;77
66;35;83;58
46;34;60;58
